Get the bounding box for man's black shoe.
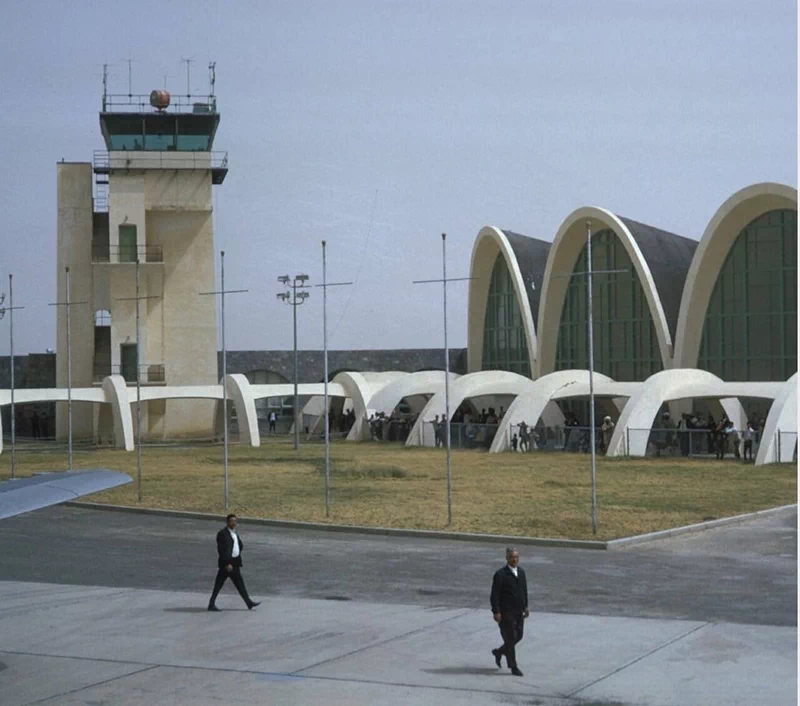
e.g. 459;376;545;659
511;667;524;677
207;605;221;612
248;601;261;610
492;649;502;668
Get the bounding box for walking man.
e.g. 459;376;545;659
208;514;260;611
268;410;277;434
491;547;529;677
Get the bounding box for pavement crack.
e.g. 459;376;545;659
21;664;159;705
565;621;713;698
289;608;473;675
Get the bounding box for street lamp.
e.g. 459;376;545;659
277;275;311;450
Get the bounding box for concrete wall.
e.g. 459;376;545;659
223;349;468;383
56;163;95;439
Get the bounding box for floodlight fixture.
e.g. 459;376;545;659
278;275;290;285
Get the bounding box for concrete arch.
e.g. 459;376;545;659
537;207;674;376
489;370;634;452
674;182;798;369
102;375;134;451
755;373;797;465
604;369;783;457
0;386;111;454
330;371;406;441
366;370;460;418
467;226;538;375
407;370;536;447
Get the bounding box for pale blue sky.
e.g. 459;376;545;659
1;0;796;354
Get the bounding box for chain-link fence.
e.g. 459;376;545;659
420;421;501;449
776;431;798;463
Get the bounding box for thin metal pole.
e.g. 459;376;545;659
442;233;452;527
66;267;73;471
293;281;300;451
322;241;331;517
9;274;15;479
135;259;142;502
586;221;598;535
221;251;229;511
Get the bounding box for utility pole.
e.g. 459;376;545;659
553;221;627;535
413;233;474;527
116;260;160;501
0;276;24;478
48;267;88;471
314;241;352;517
200;251;248;511
277;275;310;451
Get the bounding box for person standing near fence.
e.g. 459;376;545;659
601;416;615;454
490;547;529;677
715;417;729;460
433;414;442;448
268;410;277;434
743;421;754;461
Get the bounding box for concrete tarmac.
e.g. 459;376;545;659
0;505;796;705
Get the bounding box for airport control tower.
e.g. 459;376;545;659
56;65;227;441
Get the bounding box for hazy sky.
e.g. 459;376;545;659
1;0;796;354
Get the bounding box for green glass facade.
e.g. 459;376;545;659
555;229;662;381
482;254;531;377
698;209;797;382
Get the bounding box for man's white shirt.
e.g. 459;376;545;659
229;529;241;558
508;564;518;577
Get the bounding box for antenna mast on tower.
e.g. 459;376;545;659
181;57;194;99
102;63;108;111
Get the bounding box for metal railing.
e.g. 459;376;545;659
102;93;217;114
93;364;166;384
93;150;228;172
92;244;163;264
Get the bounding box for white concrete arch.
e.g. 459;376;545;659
467;226;538;375
674;182;798;368
604;369;783;457
102;376;133;451
406;370;536;447
489;370;616;452
0;386;111;454
366;370;461;418
755;373;797;466
331;371;407;441
537;207;674;377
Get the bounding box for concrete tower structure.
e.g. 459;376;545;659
56;78;228;441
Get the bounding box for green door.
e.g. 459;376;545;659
120;343;137;382
119;225;138;263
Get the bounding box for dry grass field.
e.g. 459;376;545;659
1;438;795;540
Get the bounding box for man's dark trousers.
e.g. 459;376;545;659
497;612;525;669
209;556;252;607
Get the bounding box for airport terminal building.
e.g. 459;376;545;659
0;75;795;466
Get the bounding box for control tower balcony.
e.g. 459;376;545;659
97;91;228;183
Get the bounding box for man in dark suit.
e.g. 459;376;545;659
490;547;529;676
208;514;260;611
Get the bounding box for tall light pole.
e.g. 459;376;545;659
200;251;248;511
586;222;598;534
553;221;627;535
0;276;24;478
314;241;352;517
413;233;473;527
49;267;87;471
277;274;310;450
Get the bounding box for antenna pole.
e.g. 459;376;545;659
102;63;108;111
